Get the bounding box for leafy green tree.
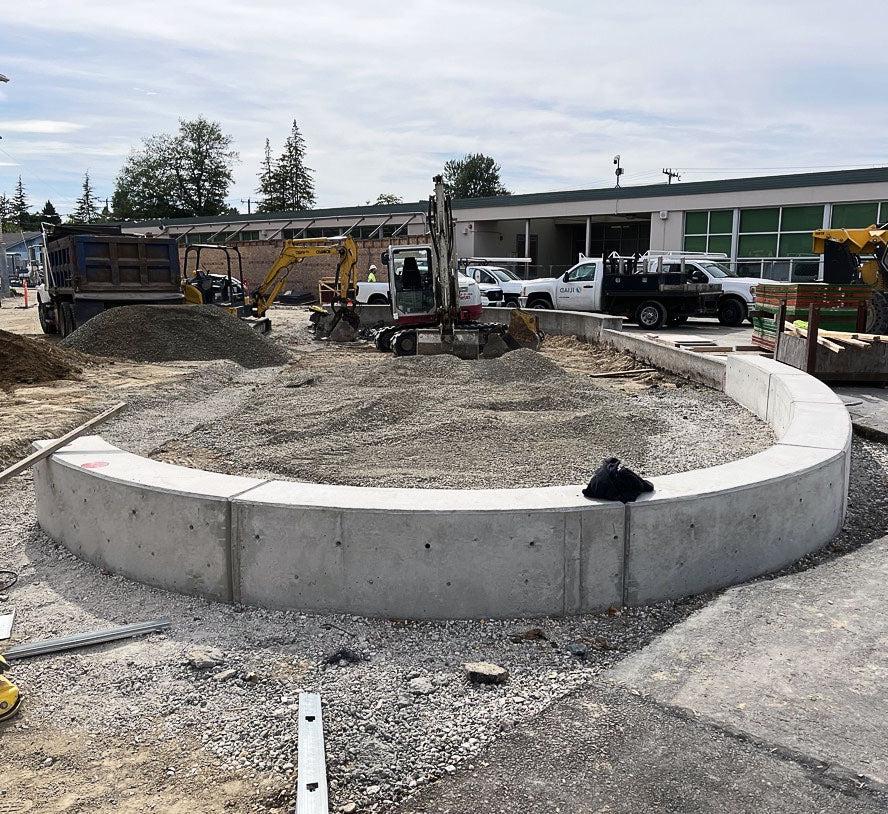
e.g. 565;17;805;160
171;116;238;215
374;193;403;205
112;118;238;219
257;120;315;212
443;153;510;199
40;200;62;225
69;172;101;223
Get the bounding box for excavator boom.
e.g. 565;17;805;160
253;236;359;316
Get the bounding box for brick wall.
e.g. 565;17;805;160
178;237;419;298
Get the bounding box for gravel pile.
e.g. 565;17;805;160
0;328;83;386
61;305;290;369
132;344;774;487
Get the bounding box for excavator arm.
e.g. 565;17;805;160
251;236;359;316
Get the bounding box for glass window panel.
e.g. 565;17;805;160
831;202;878;228
738;233;777;258
880;203;888;224
780;205;823;232
779;232;815;257
684;211;708;235
708;210;733;234
707;235;732;254
740;208;779;233
683;235;707;252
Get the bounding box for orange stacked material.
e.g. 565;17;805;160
752;283;870;350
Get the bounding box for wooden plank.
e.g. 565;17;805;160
588;368;656;378
0;402;126;485
692;346;733;353
296;693;329;814
818;336;844;353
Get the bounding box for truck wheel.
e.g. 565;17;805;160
527;297;552;309
866;291;888;334
505;298;521;309
60;303;75;338
368;294;389;305
717;297;746;327
635;300;668;329
38;304;57;335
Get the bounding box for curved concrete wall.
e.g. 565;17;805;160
33;355;851;619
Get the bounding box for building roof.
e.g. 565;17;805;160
126;166;888;229
2;231;42;250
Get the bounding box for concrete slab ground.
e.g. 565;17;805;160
609;534;888;788
398;682;886;814
623;317;754;349
835;386;888;443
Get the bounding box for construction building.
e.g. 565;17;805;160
124;166;888;282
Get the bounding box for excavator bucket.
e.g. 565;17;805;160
506;309;543;350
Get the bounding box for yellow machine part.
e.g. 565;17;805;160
182;283;204;305
812;225;888;292
255;236;359;317
0;656;20;723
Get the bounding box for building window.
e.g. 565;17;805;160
831;202;879;228
683;209;732;254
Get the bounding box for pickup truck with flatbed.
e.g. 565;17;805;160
519;255;721;329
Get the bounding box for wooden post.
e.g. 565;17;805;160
805;303;820;375
857;301;867;333
773;299;788;361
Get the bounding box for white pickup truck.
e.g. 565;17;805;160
644;252;780;326
520;256;721;329
355;274;484;309
461;265;523;308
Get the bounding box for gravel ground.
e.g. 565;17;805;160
2;437;887;813
0;477;702;813
61;304;289;369
96;330;773;488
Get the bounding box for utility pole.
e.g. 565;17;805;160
613;155;624;187
240;198;253;214
662;168;681;185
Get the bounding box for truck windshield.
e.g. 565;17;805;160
488;267;521;282
700;262;735;278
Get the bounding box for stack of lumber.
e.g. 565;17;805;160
752;283;870;350
782;324;886;354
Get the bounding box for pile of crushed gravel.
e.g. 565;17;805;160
61;305;290;369
0;328;83;387
121;343;775;488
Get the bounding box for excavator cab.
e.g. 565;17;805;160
389;247;436;318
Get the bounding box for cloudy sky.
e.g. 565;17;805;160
0;0;883;216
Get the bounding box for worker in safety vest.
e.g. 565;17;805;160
367;264;377;283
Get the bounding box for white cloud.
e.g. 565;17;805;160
0;119;85;134
0;0;886;214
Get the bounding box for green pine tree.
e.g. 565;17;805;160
256;121;315;212
69;172;101;223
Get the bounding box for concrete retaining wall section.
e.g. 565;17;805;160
480;307;623;343
33;355;851;619
232;484;625;618
32;437;263;602
602;329;727;390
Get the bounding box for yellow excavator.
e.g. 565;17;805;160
182;236;360;334
812;225;888;333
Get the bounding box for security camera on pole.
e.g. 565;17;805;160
613;155;624;188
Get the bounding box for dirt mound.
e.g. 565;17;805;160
0;329;82;387
383;347;565;385
61;305;290;369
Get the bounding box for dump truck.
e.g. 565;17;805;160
37;224;183;336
